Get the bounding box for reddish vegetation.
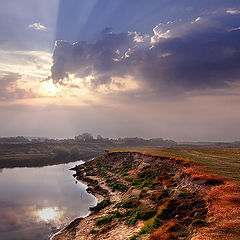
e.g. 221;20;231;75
183;167;225;184
194;181;240;240
150;221;177;240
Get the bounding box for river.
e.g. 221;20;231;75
0;160;97;240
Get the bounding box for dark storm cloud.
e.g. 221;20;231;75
51;28;133;85
51;12;240;95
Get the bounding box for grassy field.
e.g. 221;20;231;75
109;146;240;181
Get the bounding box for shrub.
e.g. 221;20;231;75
90;199;111;212
96;216;113;226
139;210;157;220
129;235;138;240
127;206;142;225
109;210;123;218
112;182;128;192
157;199;176;220
150;190;169;202
115;198;140;209
139;217;162;235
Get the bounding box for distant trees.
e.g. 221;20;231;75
75;133;94;142
73;133;176;147
0;136;29;143
0;133;176;147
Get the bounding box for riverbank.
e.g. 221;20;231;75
52;151;240;240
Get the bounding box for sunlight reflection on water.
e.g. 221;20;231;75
0;160;96;240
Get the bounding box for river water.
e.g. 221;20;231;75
0;160;97;240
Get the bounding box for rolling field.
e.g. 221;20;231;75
109;146;240;181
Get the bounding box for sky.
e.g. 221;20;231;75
0;0;240;141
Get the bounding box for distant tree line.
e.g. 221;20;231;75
0;136;29;143
74;133;176;147
0;133;177;147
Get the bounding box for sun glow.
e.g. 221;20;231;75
42;80;61;95
38;207;58;221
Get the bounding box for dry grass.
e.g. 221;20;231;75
191;181;240;239
109;147;240;181
150;220;177;240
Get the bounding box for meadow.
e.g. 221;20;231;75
109;146;240;181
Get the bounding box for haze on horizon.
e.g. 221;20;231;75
0;0;240;142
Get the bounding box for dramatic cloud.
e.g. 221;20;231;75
51;28;135;85
50;12;240;97
28;22;47;31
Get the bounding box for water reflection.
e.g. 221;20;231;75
38;207;59;221
0;161;96;240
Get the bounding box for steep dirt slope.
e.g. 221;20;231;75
52;151;240;240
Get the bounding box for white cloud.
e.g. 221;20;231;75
191;17;201;24
229;26;240;32
129;32;149;43
28;22;47;31
226;9;240;15
151;23;171;43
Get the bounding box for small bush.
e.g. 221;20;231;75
139;210;157;220
150;190;169;202
129;235;138;240
139;217;162;235
157;199;176;220
112;182;128;192
127;206;142;225
109;210;123;218
90;199;111;212
124;177;134;182
96;216;113;226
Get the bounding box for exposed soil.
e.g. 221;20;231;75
52;151;240;240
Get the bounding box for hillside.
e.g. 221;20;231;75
52;149;240;240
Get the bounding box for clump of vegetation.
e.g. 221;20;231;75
90;199;111;212
95;210;123;227
112;182;128;192
150;189;169;202
139;217;163;235
129;235;138;240
109;210;123;219
115;198;140;209
156;199;176;220
105;177;128;192
138;209;157;220
149;220;177;240
127;206;142;225
96;216;113;226
124;169;161;190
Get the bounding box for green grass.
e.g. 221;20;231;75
109;147;240;181
96;216;113;226
90;199;111;212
